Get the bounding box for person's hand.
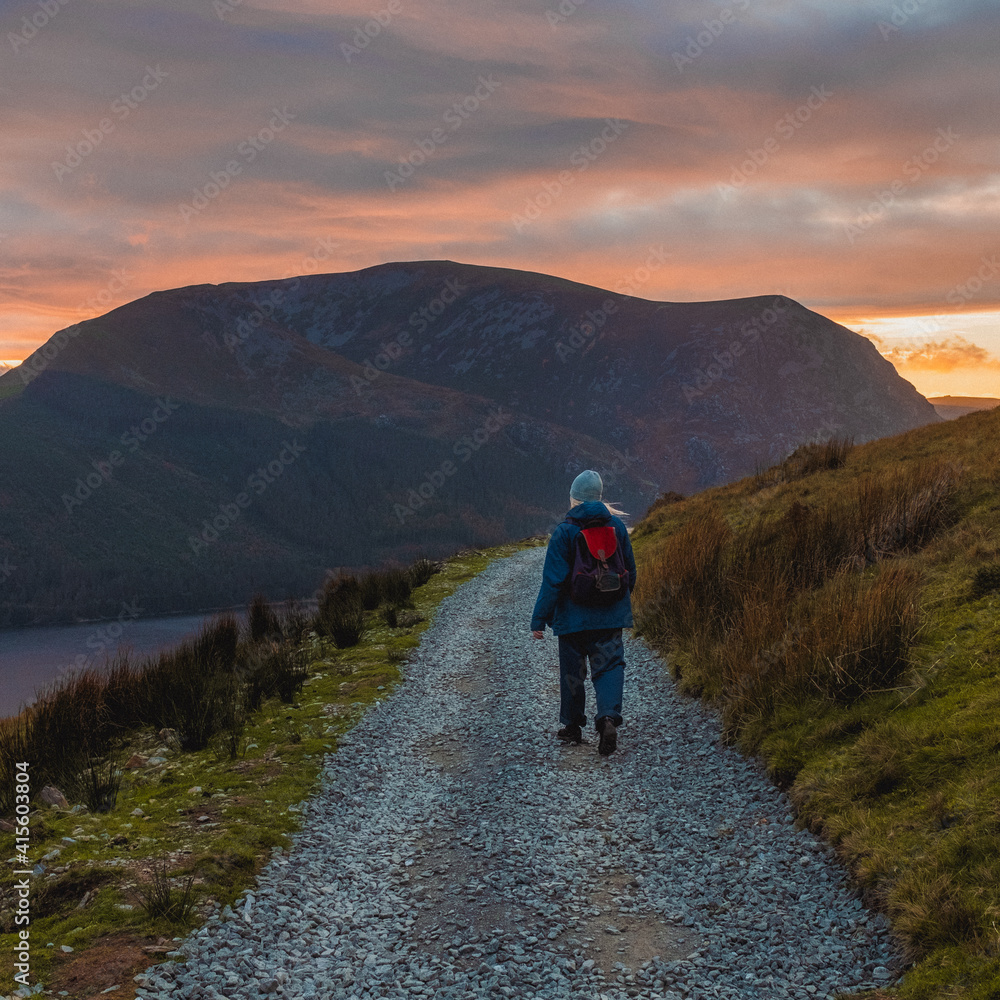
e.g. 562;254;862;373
531;630;544;639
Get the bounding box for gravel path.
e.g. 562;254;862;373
135;547;900;1000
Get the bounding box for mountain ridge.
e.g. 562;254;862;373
927;395;1000;420
0;259;940;624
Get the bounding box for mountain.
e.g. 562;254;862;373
927;395;1000;420
0;260;939;625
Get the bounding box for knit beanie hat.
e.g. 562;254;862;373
569;469;603;502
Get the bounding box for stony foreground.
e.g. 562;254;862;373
135;547;900;999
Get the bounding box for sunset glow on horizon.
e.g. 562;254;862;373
2;0;998;399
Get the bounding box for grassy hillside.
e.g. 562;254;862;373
630;406;1000;998
0;539;542;998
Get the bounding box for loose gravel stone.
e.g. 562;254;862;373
134;548;901;999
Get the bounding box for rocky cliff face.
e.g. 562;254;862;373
0;260;939;622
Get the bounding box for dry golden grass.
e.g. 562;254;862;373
634;454;956;735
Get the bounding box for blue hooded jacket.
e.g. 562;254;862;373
530;500;637;636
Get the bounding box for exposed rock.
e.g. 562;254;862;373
39;785;69;808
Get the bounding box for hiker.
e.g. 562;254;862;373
530;470;637;756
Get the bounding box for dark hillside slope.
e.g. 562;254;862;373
0;369;642;625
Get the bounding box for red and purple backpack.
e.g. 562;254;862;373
564;514;631;606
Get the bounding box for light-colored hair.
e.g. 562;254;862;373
570;496;629;518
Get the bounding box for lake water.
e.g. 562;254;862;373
0;611;238;718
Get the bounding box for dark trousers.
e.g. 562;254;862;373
557;627;625;729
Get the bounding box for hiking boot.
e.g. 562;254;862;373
596;716;618;756
557;723;583;744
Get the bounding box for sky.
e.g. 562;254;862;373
1;0;998;397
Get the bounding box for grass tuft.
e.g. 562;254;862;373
127;859;197;925
971;562;1000;599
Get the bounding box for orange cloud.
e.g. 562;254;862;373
865;333;1000;373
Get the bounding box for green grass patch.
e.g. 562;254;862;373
0;377;25;402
